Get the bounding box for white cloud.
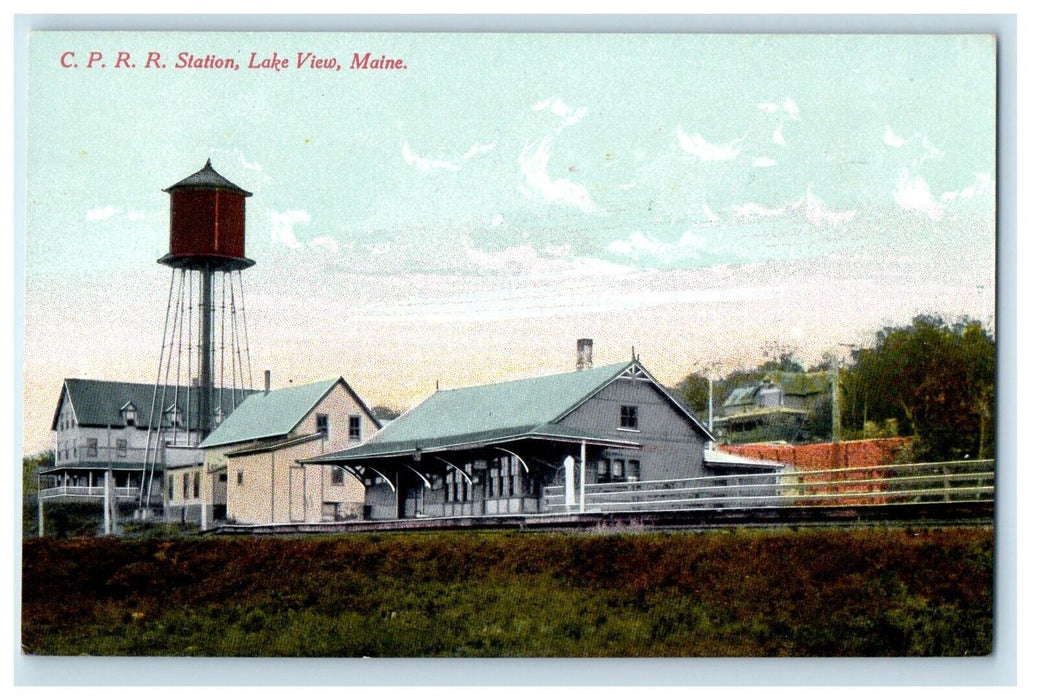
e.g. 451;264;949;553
782;98;800;119
804;186;855;227
895;171;943;221
676;127;743;162
940;172;994;202
126;210;147;222
490;214;505;227
236;149;263;173
86;206;120;221
402;140;495;172
518;138;595;213
753;156;778;168
533;97;588;132
308;236;339;254
731;202;788;219
883;125;906;148
702;203;719;222
607;229;708;263
773;126;786;145
269;209;311;249
756;102;779;113
462;236;627;278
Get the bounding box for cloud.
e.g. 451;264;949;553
804;186;855;226
533;97;588;132
731;202;789;219
402;140;495;172
607;230;708;263
895;171;943;221
462;236;627;278
702;203;719;222
518;138;595;213
782;98;800;120
676;127;743;162
269;209;311;249
308;236;339;254
884;125;906;148
773;126;786;145
126;210;147;222
490;214;505;227
756;102;779;113
753;156;778;168
940;172;994;202
236;149;263;173
86;206;120;221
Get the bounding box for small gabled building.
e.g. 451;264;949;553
186;376;381;527
308;359;742;520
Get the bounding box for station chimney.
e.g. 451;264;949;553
576;338;593;371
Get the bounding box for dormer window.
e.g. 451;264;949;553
121;402;138;427
165;404;183;428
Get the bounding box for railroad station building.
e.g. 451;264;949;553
307;355;783;520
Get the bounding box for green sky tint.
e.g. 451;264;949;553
23;32;995;452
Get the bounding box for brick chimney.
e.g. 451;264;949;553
577;338;593;371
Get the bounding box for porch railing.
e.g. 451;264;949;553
543;459;994;513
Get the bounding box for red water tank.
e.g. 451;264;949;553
158;159;254;271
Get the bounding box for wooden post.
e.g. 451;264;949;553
579;441;587;513
37;473;44;537
564;455;575;511
103;470;112;535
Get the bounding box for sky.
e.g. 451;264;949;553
22;32;996;454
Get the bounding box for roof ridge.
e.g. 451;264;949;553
434;360;631;394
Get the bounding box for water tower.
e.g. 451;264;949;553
140;159;256;507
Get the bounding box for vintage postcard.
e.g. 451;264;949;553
19;29;999;668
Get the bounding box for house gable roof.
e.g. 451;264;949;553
309;360;713;464
52;379;255;431
198;377;381;449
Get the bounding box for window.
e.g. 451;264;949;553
619;405;639;430
316;414;329;439
86;438;98;457
218;474;227;483
348;415;362;441
331;468;344;485
121;403;137;427
596;459;608;478
612;460;625;479
182;474;189;498
627;460;641;482
237;470;244;485
116;439;127;457
168;477;174;500
193;472;200;499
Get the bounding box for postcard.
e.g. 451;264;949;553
19;29;999;667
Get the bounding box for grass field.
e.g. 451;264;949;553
20;527;993;657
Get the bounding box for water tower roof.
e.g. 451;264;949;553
163;159;252;197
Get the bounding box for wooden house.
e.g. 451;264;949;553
44;379;251;522
307;359;780;520
186;376;381;527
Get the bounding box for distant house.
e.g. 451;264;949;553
183;376;381;527
713;372;831;444
44;379;252;519
308;359;782;521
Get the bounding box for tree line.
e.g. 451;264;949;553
674;315;995;462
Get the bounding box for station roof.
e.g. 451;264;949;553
308;360;712;464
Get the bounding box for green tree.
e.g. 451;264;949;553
673;373;711;416
841;315;995;462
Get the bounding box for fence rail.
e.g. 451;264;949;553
543;459;994;513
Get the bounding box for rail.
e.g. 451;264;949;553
38;485;141;500
543;459;994;513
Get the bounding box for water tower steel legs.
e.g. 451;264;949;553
199;269;214;440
